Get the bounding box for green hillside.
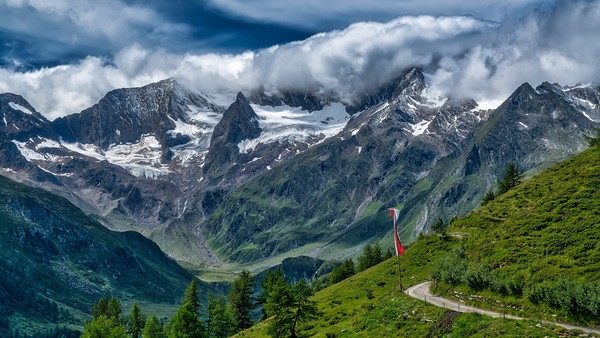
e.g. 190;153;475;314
0;175;212;336
237;146;600;336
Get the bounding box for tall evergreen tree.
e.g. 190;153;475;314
127;303;145;338
142;316;164;338
265;278;296;338
291;280;319;335
207;294;234;338
92;297;109;320
83;297;127;338
497;162;523;195
258;268;285;319
481;189;496;205
265;279;319;338
357;244;373;271
168;279;204;338
183;279;201;315
228;269;255;332
81;315;127;338
107;298;122;323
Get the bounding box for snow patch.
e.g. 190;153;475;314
37;165;73;177
9;102;34;115
357;146;362;154
12;140;46;161
409;120;432;136
238;102;350;152
35;138;62;150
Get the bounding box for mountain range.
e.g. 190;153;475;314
0;67;598;271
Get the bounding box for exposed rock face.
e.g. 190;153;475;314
0;69;598;267
203;92;262;177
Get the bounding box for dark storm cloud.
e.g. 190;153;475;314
0;0;313;68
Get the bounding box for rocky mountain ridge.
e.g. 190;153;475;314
0;68;598;268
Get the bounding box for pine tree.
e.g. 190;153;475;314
142;316;164;338
357;244;373;271
371;242;382;265
207;295;234;338
329;259;355;285
83;297;127;338
257;268;285;319
266;279;319;338
107;298;122;323
265;278;295;338
168;280;204;338
481;189;496;205
431;218;447;233
497;162;523;195
183;279;201;315
92;297;109;320
81;315;127;338
291;280;319;336
228;269;255;332
127;303;145;338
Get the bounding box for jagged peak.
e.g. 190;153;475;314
235;91;248;104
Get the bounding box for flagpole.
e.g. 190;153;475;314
397;252;403;291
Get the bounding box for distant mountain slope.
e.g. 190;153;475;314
206;78;599;263
0;175;202;335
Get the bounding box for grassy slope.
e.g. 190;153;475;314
237;245;575;337
237;147;600;337
430;147;600;324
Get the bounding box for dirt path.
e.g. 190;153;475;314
405;281;600;335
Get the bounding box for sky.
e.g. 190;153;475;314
0;0;598;119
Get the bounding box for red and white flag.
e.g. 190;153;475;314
388;208;405;255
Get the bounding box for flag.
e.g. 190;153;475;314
388;208;405;255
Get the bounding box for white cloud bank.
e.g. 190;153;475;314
0;0;599;120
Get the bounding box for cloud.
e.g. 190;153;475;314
0;0;598;120
206;0;552;29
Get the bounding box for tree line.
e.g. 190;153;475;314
81;267;319;338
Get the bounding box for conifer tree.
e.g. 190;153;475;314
265;279;319;338
127;303;145;338
497;162;523;195
107;298;122;323
168;279;204;338
92;297;109;320
207;294;234;338
83;297;127;338
481;189;496;205
142;316;164;338
228;269;255;332
265;278;295;338
357;244;373;271
258;268;285;319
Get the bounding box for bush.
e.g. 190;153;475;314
431;248;467;285
526;278;600;319
462;264;491;290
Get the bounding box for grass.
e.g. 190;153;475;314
236;247;580;337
